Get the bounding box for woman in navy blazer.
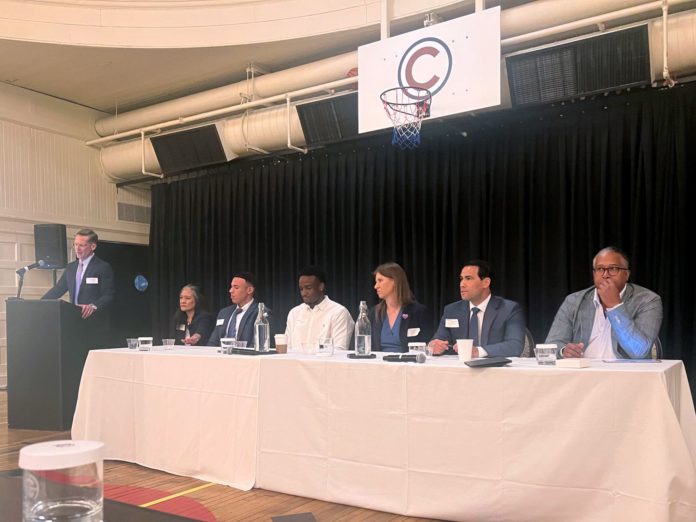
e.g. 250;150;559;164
368;262;433;352
173;284;214;346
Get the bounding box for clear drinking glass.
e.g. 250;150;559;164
126;338;138;350
137;337;153;351
408;342;426;355
316;338;334;356
162;339;175;350
535;344;558;365
220;338;235;354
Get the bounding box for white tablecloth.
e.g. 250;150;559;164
256;355;696;521
72;350;696;521
71;347;259;490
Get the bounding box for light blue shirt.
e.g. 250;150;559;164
380;311;403;352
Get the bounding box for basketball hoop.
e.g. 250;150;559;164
380;86;432;150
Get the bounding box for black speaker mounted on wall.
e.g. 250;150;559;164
34;224;68;269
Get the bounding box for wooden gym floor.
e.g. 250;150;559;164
0;391;439;521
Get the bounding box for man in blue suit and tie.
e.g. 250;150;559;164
429;260;525;358
42;228;114;320
208;271;270;347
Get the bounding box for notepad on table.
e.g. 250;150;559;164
555;358;592;368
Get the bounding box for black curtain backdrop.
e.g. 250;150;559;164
150;83;695;385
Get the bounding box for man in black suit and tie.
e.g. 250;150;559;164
208;272;270;347
429;260;525;358
42;228;114;319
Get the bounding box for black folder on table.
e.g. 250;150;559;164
465;357;511;368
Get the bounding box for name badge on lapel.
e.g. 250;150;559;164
445;319;460;328
407;328;420;337
216;319;225;326
177;324;186;331
86;277;99;284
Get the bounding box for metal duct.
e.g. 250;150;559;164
649;9;696;76
100;105;305;182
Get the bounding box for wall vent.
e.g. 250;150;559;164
506;25;651;107
150;124;229;175
296;92;359;146
118;203;151;224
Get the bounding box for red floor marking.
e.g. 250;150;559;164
104;484;215;521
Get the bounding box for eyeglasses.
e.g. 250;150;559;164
593;266;629;276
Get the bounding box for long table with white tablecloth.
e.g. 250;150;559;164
72;348;696;521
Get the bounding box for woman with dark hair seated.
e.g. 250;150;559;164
174;284;214;346
369;262;433;352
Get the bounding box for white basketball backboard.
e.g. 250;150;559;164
358;7;501;134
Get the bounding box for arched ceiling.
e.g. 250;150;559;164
0;0;523;113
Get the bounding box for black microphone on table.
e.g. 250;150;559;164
383;353;426;363
16;259;47;276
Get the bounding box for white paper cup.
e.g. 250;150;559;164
457;339;474;362
274;334;288;354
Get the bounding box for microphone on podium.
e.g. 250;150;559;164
16;259;47;276
383;353;426;363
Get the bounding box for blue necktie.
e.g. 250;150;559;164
469;307;480;346
74;262;84;304
226;307;242;338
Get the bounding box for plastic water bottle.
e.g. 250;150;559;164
354;300;372;355
254;302;270;352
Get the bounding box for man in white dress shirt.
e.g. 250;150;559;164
285;266;354;351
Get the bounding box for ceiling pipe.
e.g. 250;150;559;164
96;1;696;182
101;102;308;181
87;77;357;147
95;0;694;139
501;0;693;48
381;0;391;40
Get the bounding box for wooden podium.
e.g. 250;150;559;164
6;299;103;430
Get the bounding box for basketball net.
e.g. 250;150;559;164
380;87;432;150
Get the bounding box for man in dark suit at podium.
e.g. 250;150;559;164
42;228;114;319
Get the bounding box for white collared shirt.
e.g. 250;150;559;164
471;294;492;357
285;296;355;350
584;288;626;359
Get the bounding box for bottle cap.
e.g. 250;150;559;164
19;440;103;471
